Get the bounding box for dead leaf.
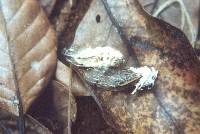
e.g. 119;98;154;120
140;0;199;45
0;112;52;134
28;80;77;134
0;0;57;116
50;0;92;56
64;0;200;133
55;60;90;96
51;80;77;133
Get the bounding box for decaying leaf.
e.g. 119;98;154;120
0;0;57;116
28;80;77;134
0;112;52;134
51;80;77;133
140;0;199;45
55;60;90;96
64;0;200;133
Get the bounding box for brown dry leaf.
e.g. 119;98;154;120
64;0;200;133
28;80;77;134
50;0;92;56
0;0;57;116
51;80;77;133
55;60;90;96
140;0;199;45
0;112;52;134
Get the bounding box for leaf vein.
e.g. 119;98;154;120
17;27;50;64
18;47;56;81
7;1;24;24
10;9;41;42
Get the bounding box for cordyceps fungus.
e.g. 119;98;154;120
64;46;158;94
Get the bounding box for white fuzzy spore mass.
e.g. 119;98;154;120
69;47;125;68
129;66;158;94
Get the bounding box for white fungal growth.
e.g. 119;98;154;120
70;47;125;68
129;66;158;94
31;61;40;71
11;96;19;106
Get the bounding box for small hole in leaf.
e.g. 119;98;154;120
96;14;101;23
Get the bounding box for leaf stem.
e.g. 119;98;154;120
68;64;73;134
0;2;25;133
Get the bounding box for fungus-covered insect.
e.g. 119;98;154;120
64;47;125;68
64;47;158;94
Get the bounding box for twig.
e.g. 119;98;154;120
153;0;196;46
67;64;73;134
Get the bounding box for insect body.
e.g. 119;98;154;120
64;47;125;68
64;47;158;94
